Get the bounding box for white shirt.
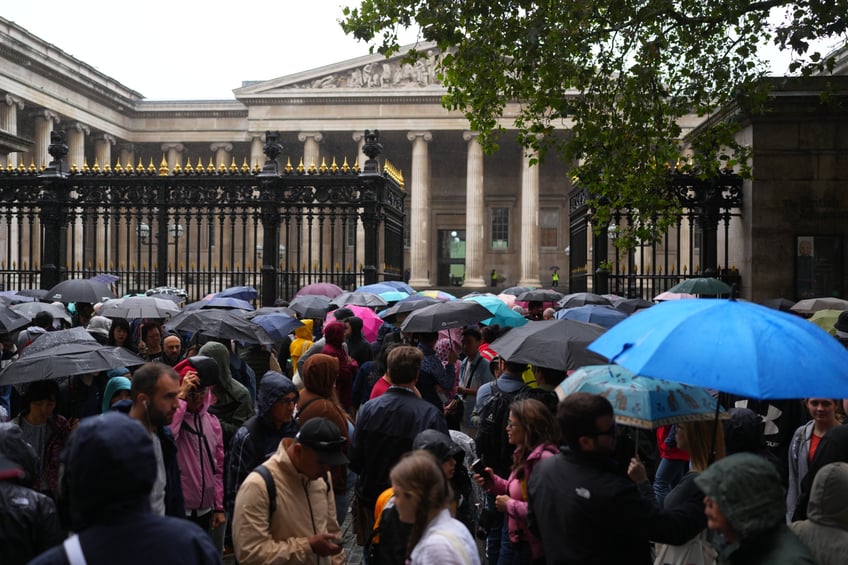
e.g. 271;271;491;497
149;431;166;516
409;508;480;565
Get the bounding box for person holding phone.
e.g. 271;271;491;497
473;399;559;565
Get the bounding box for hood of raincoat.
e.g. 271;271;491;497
198;342;235;393
0;422;39;487
294;319;314;340
258;370;298;423
413;429;464;462
174;356;220;414
63;412;155;531
302;354;339;398
101;376;132;413
346;316;364;341
807;461;848;529
694;452;785;539
722;407;766;454
323;320;345;348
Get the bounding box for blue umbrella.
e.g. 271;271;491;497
463;295;528;328
200;296;254;311
557;364;728;429
556;305;627;329
588;299;848;399
217;286;259;301
381;281;416;294
251;313;303;341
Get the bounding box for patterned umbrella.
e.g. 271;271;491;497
416;290;457;302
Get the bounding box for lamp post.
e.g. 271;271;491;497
136;223;184;246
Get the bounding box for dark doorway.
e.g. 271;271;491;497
438;229;466;287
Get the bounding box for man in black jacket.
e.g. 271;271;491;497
349;345;448;545
528;393;703;564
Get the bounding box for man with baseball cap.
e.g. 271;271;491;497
233;416;346;564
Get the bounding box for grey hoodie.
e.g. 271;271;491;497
791;462;848;565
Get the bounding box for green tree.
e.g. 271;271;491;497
341;0;847;243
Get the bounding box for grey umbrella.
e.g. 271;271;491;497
399;301;493;332
47;279;116;304
99;296;182;320
10;302;73;325
0;327;146;385
489;319;608;371
164;309;273;345
516;289;564;302
289;295;333;318
0;306;32;333
557;292;613;308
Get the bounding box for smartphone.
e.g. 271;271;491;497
471;458;487;475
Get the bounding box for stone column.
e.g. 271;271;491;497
95;134;115;170
518;150;542;287
462;131;486;288
161;143;185;171
298;132;323;279
1;95;24;167
210;142;233;169
66;122;90;171
33;110;60;169
118;143;135;170
351;132;367;278
250;136;264;172
407;131;433;288
67;123;90;270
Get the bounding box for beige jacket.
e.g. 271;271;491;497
233;438;344;565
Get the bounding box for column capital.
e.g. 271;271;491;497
352;131;365;142
161;143;185;153
96;133;117;145
210;142;233;152
32;109;60;124
462;131;480;142
3;94;24;110
297;132;323;143
407;131;432;143
70;122;91;135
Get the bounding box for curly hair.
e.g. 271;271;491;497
509;398;560;475
389;450;453;557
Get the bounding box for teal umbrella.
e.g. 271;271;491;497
463;294;528;328
557;364;728;429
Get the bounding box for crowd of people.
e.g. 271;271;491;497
1;291;848;565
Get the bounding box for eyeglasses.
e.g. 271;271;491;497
592;423;617;437
278;396;297;406
506;420;521;430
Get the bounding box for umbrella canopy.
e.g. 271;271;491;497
501;286;537;297
164;309;273;345
0;306;33;333
556;305;628;329
516;289;564;303
199;296;255;311
295;282;344;299
601;294;627;306
47;279;116;304
217;285;259;301
488;319;608;371
653;291;696;301
99;296;182;320
557;365;728;429
667;277;732;295
809;309;842;336
90;273;120;285
615;298;654;315
588;299;848;399
557;292;613;308
0;291;34;305
10;302;73;325
549;266;561;271
496;293;517;308
400;301;493;333
379;296;440;321
331;291;388;309
251;313;303;341
761;298;796;313
245;306;298;319
463;295;528;328
325;305;383;342
0;327;145;385
15;289;49;299
381;281;416;294
416;290;458;302
288;295;333;319
791;297;848;315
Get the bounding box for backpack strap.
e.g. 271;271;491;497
252;464;277;520
63;534;88;565
294;397;323;425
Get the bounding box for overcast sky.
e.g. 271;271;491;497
4;3;841;101
3;0;419;100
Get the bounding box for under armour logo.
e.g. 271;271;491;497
575;487;591;500
735;400;783;436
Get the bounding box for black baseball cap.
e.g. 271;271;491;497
296;417;349;466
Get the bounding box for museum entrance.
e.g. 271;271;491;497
437;229;466;287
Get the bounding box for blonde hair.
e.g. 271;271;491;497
389;450;453;556
680;420;725;472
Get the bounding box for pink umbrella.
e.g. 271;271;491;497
295;282;344;299
325;305;383;342
496;293;517;308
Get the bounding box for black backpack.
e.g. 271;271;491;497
514;385;559;416
475;380;518;476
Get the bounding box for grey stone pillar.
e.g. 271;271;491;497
34;110;60;169
210;142;233;169
161;143;185;171
95;134;115;170
1;95;24;167
462;131;486;288
407;131;433;288
518;150;542;287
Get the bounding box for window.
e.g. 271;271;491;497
540;209;559;248
491;208;509;249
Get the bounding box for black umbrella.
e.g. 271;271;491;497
379;296;440;321
10;302;73;325
400;301;493;332
762;298;797;313
501;286;536;297
16;289;49;299
557;292;613;308
549;266;561;271
614;298;654;315
0;306;32;333
516;289;564;302
289;295;333;318
0;327;146;385
47;279;116;304
245;306;298;319
331;291;388;309
488;319;608;371
164;309;273;345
